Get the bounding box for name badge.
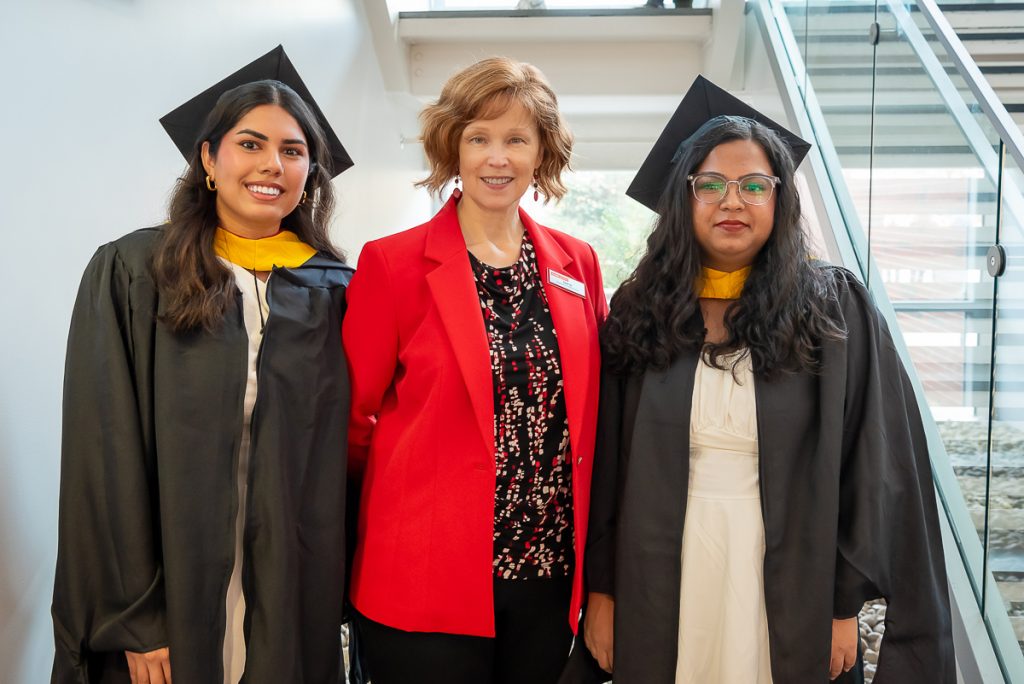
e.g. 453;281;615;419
547;269;586;298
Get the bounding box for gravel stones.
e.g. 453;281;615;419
859;600;887;683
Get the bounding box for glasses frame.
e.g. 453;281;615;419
686;172;781;206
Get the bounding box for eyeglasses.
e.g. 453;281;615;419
687;173;780;206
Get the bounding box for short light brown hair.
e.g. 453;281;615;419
417;57;574;201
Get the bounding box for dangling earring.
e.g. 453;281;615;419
205;175;217;192
533;176;540;202
451;175;462;200
300;191;309;205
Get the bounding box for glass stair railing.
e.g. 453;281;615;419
751;0;1024;680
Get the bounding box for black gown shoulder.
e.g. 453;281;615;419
53;227;353;684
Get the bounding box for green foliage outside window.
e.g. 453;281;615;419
530;171;657;289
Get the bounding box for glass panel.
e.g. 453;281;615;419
770;0;1024;673
784;0;878;252
779;0;808;84
868;0;1000;599
991;149;1024;666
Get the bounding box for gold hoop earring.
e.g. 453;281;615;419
205;175;217;192
300;191;308;205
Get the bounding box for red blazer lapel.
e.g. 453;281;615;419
424;197;496;457
522;208;590;464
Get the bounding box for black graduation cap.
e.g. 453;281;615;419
159;45;353;178
626;75;811;213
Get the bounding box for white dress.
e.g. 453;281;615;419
221;261;269;684
675;353;773;684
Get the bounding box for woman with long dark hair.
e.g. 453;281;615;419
52;47;354;684
582;79;954;683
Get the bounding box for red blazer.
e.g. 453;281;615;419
343;195;608;637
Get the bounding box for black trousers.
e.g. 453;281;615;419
355;577;574;684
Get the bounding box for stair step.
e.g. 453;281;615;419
938;2;1024;11
1009;615;1024;648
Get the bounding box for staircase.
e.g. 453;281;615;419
938;2;1024;134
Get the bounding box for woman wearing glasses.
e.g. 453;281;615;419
582;81;953;684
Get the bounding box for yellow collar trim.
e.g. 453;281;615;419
214;228;316;271
699;265;751;300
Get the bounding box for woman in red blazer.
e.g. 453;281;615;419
342;57;607;684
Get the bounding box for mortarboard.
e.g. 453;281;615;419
626;75;810;213
159;45;353;178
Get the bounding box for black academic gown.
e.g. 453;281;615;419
52;227;352;684
585;267;954;684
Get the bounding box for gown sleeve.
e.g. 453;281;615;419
52;243;166;683
585;368;625;596
832;272;955;683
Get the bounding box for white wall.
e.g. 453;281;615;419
0;2;428;681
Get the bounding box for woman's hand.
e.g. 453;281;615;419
584;591;615;673
829;617;858;680
125;647;172;684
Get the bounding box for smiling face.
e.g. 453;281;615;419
690;138;777;272
457;101;543;217
201;104;310;237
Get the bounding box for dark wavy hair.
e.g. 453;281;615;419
602;115;845;378
152;79;344;333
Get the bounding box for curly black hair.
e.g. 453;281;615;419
602;115;845;378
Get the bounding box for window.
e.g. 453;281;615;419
525;170;656;289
